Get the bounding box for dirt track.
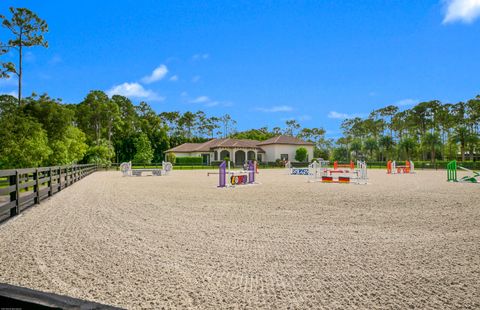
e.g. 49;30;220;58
0;169;479;309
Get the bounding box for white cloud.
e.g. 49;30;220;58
1;90;17;98
193;53;209;60
204;101;219;107
256;105;294;113
187;94;232;108
298;115;312;121
192;75;201;83
169;75;178;81
106;82;164;101
190;96;210;103
328;111;353;119
443;0;480;23
281;114;312;122
0;76;17;87
141;65;168;84
394;98;419;106
49;54;62;65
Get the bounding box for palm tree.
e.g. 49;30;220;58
378;135;394;161
364;138;378;160
350;140;363;160
399;137;417;160
422;132;442;163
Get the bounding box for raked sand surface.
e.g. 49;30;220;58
0;169;479;309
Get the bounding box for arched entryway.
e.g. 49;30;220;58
219;150;230;161
247;150;256;161
235;150;246;165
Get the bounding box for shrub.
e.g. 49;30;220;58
165;152;176;163
295;147;308;162
175;156;203;165
86;140;115;166
133;133;154;164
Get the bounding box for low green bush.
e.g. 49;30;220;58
175;156;203;165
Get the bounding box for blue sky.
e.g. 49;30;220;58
1;1;480;138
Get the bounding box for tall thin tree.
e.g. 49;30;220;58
0;7;48;105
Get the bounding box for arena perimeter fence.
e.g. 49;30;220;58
0;164;97;223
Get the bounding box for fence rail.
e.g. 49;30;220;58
0;164;96;223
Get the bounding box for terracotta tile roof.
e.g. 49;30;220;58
165;139;266;153
165;135;311;153
257;135;314;146
165;143;205;153
210;138;261;149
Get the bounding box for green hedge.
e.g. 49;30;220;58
365;160;480;170
175;156;203;165
290;162;311;168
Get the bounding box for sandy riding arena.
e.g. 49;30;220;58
0;169;479;309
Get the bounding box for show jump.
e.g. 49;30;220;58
120;161;173;177
447;160;479;183
309;160;368;184
387;160;415;174
208;160;257;188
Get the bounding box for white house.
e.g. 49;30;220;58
165;135;314;165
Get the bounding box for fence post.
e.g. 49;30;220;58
34;168;40;204
9;171;19;217
66;166;69;187
49;167;53;197
59;167;62;191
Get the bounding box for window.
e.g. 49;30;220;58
280;154;288;161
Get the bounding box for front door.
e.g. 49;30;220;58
202;154;210;165
235;150;246;166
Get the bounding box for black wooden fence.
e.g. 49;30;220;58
0;164;96;223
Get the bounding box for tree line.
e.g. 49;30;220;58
0;92;247;168
0;91;333;168
334;97;480;163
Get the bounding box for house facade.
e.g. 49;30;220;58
165;135;314;165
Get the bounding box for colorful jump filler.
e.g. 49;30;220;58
214;160;256;188
333;161;355;171
447;160;479;183
309;160;367;184
285;160;328;176
387;160;415;174
120;161;173;177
